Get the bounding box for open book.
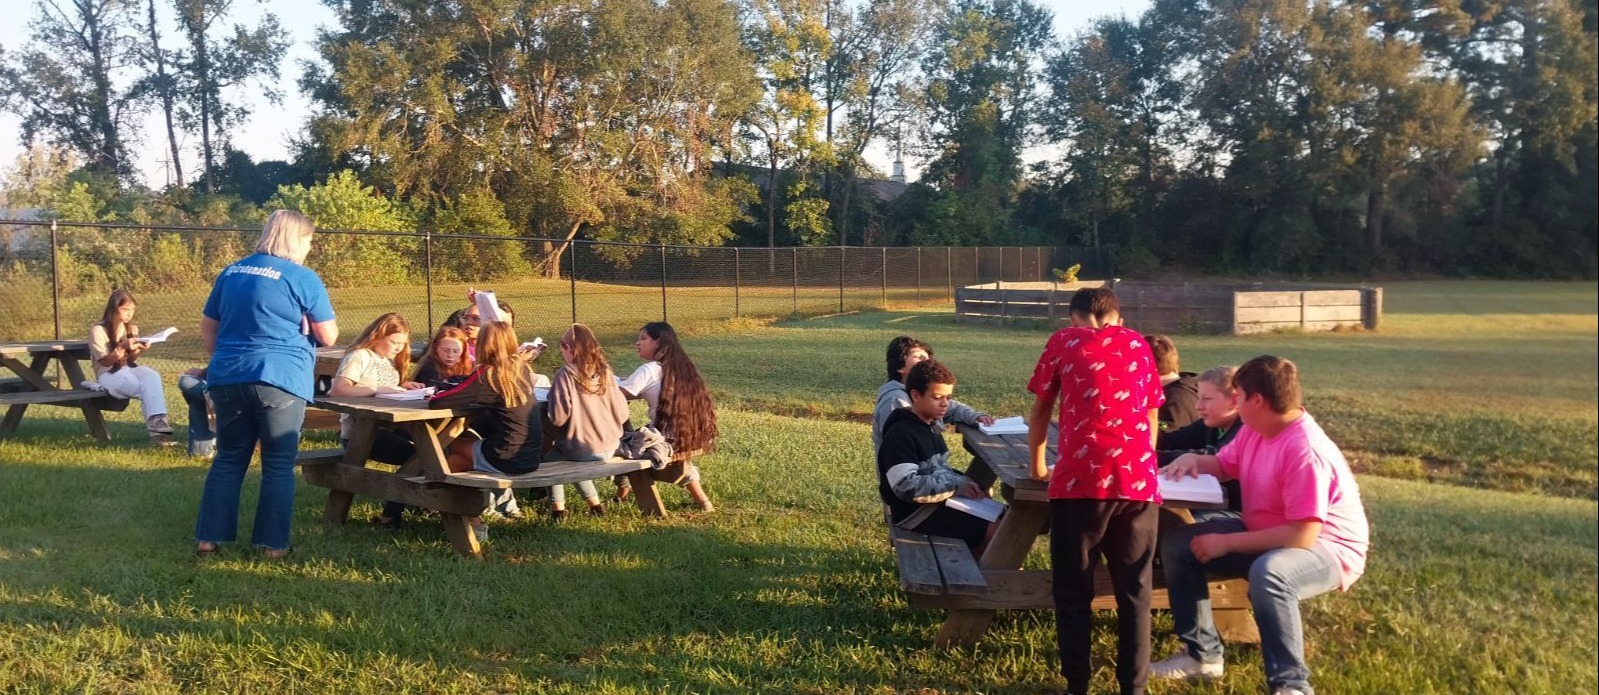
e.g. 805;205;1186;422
376;387;435;401
136;327;179;345
476;291;510;324
1158;473;1227;505
978;415;1030;436
944;495;1005;522
519;337;546;353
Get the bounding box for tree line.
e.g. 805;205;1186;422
2;0;1595;278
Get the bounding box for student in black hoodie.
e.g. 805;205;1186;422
1147;335;1199;430
877;359;998;553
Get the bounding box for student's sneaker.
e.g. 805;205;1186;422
1149;652;1224;681
146;414;174;434
149;431;178;448
1271;688;1308;695
472;525;489;543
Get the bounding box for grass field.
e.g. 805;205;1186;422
0;280;1595;693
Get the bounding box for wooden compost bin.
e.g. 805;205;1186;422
955;281;1382;335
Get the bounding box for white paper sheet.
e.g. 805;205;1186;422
978;415;1030;435
1158;473;1226;505
944;496;1005;522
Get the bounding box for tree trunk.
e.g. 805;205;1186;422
542;221;584;279
85;6;121;177
1366;174;1385;257
766;149;779;249
146;0;183;188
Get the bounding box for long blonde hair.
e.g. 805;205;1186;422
561;323;612;395
477;321;530;408
347;312;413;376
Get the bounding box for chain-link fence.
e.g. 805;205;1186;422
0;219;1113;373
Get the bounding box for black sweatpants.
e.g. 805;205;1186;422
1049;499;1159;695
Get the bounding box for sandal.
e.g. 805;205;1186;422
195;543;220;558
261;546;296;560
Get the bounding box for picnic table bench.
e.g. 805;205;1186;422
299;395;685;558
886;422;1259;647
0;341;130;441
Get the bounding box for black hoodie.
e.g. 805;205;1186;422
1160;372;1200;430
876;406;966;525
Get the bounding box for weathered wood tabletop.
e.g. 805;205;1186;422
0;340;113;441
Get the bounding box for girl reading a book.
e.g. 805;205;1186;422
542;323;627;519
429;321;542;538
87;289;176;447
412;325;474;388
330;313;424;530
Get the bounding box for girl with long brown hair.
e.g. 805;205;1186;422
617;321;716;511
543;323;628;519
87;289;176;446
429;321;541;539
412;325;474;386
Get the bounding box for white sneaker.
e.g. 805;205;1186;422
1149;652;1224;681
1272;689;1308;695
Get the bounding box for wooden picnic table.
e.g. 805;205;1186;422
300;395;678;558
0;341;124;441
916;423;1259;647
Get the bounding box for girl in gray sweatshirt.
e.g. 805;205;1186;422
543;323;630;518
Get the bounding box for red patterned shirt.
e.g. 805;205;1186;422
1026;325;1165;501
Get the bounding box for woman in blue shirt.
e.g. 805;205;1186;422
193;210;339;559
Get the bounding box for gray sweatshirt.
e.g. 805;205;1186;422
544;365;629;461
871;379;983;453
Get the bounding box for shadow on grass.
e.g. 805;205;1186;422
0;457;951;691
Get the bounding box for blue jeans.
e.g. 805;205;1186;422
193;383;307;551
1161;518;1341;694
177;375;215;457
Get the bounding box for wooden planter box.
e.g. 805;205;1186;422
955;281;1382;335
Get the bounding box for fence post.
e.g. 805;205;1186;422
916;247;923;303
50;220;61;341
880;246;887;308
946;247;953;303
659;242;668;322
973;247;979;287
733;247;741;318
568;241;578;325
838;246;846;313
424;230;434;331
791;247;798;315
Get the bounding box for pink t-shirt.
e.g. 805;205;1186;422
1215;411;1370;590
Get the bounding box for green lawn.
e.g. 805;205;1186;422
0;280;1595;693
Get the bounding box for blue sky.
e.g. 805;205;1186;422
0;0;1149;188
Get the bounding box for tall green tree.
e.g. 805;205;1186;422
172;0;290;193
0;0;145;181
743;0;836;247
309;0;758;274
914;0;1053;245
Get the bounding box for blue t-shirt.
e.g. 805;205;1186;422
203;253;335;401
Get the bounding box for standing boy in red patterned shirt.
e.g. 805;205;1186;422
1026;287;1165;695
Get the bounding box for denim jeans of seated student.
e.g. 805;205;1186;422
177;374;215;457
194;383;306;551
1161;518;1342;694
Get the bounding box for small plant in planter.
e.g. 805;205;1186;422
1051;263;1082;284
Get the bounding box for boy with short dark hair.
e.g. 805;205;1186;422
877;359;997;553
1026;287;1166;695
1153;355;1370;695
871;336;992;452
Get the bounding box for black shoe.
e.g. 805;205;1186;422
587;505;606;517
550;509;569;523
375;516;404;532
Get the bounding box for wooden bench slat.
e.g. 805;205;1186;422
295;449;345;467
409;458;655;489
890;529;947;595
925;534;988;595
0;389;106;406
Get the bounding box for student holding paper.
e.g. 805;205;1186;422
87;290;176;447
871;336;993;452
877;360;998;553
1152;356;1369;695
1025;287;1165;695
329;313;425;530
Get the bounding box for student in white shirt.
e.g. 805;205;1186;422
616;322;716;511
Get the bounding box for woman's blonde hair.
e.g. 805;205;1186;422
561;323;611;394
257;209;315;263
477;321;530;408
348;312;413;376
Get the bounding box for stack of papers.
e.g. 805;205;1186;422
1158;474;1226;505
377;387;435;401
534;387;550;402
944;496;1005;522
978;416;1030;435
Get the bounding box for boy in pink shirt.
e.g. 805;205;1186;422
1151;356;1370;695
